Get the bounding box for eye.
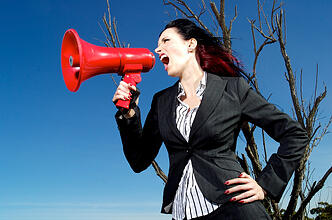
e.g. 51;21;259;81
163;38;170;43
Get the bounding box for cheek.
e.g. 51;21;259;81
170;49;188;64
168;44;187;56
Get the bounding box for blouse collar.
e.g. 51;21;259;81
177;72;207;99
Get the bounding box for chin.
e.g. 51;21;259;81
167;71;178;78
166;68;178;77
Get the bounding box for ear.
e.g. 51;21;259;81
188;38;198;52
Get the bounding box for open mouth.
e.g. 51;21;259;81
160;54;169;70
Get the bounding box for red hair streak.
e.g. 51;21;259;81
196;44;240;77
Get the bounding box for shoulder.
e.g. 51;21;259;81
219;75;247;86
208;73;250;91
207;73;254;102
207;72;246;85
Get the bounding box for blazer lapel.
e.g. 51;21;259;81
189;73;227;141
163;81;188;144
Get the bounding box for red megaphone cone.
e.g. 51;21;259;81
61;29;155;92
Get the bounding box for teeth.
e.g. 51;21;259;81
160;54;168;60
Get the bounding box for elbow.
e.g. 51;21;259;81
129;162;147;173
124;154;147;173
132;166;144;173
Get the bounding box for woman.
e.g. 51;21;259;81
113;19;308;219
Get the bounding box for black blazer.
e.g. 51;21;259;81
115;73;308;214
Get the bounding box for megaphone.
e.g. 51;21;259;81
61;29;155;109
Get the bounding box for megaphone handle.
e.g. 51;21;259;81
115;73;142;109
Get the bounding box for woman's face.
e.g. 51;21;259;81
155;27;194;77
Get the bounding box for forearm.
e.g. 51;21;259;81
115;104;162;173
257;128;308;201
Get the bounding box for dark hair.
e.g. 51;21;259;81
162;19;242;77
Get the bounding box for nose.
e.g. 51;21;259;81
154;45;161;54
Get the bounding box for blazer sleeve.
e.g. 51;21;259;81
237;77;308;202
115;94;163;173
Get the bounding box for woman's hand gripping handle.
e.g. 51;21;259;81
112;80;140;118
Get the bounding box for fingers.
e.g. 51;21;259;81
128;83;137;91
225;172;265;204
224;177;250;186
228;190;258;203
225;180;254;194
227;187;264;203
112;81;137;103
224;172;252;186
237;194;262;203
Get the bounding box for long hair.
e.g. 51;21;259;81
162;19;243;77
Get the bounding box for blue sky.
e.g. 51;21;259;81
0;0;331;219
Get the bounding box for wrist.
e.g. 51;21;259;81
263;189;267;196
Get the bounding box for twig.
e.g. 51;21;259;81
163;0;213;37
112;18;122;48
262;129;268;164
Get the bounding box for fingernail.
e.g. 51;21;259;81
239;174;243;177
229;198;236;202
239;201;245;203
224;190;229;194
224;181;229;185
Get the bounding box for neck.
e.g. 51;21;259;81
179;60;204;97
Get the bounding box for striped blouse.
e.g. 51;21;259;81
172;72;221;220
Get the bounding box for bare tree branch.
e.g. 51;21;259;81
276;10;305;129
152;160;168;183
306;87;327;134
104;0;116;47
311;117;332;150
228;5;238;35
294;166;332;219
300;70;307;120
262;129;268;164
237;153;250;175
98;21;112;47
163;0;214;37
241;122;262;178
112;18;122;48
209;0;237;51
102;14;116;47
